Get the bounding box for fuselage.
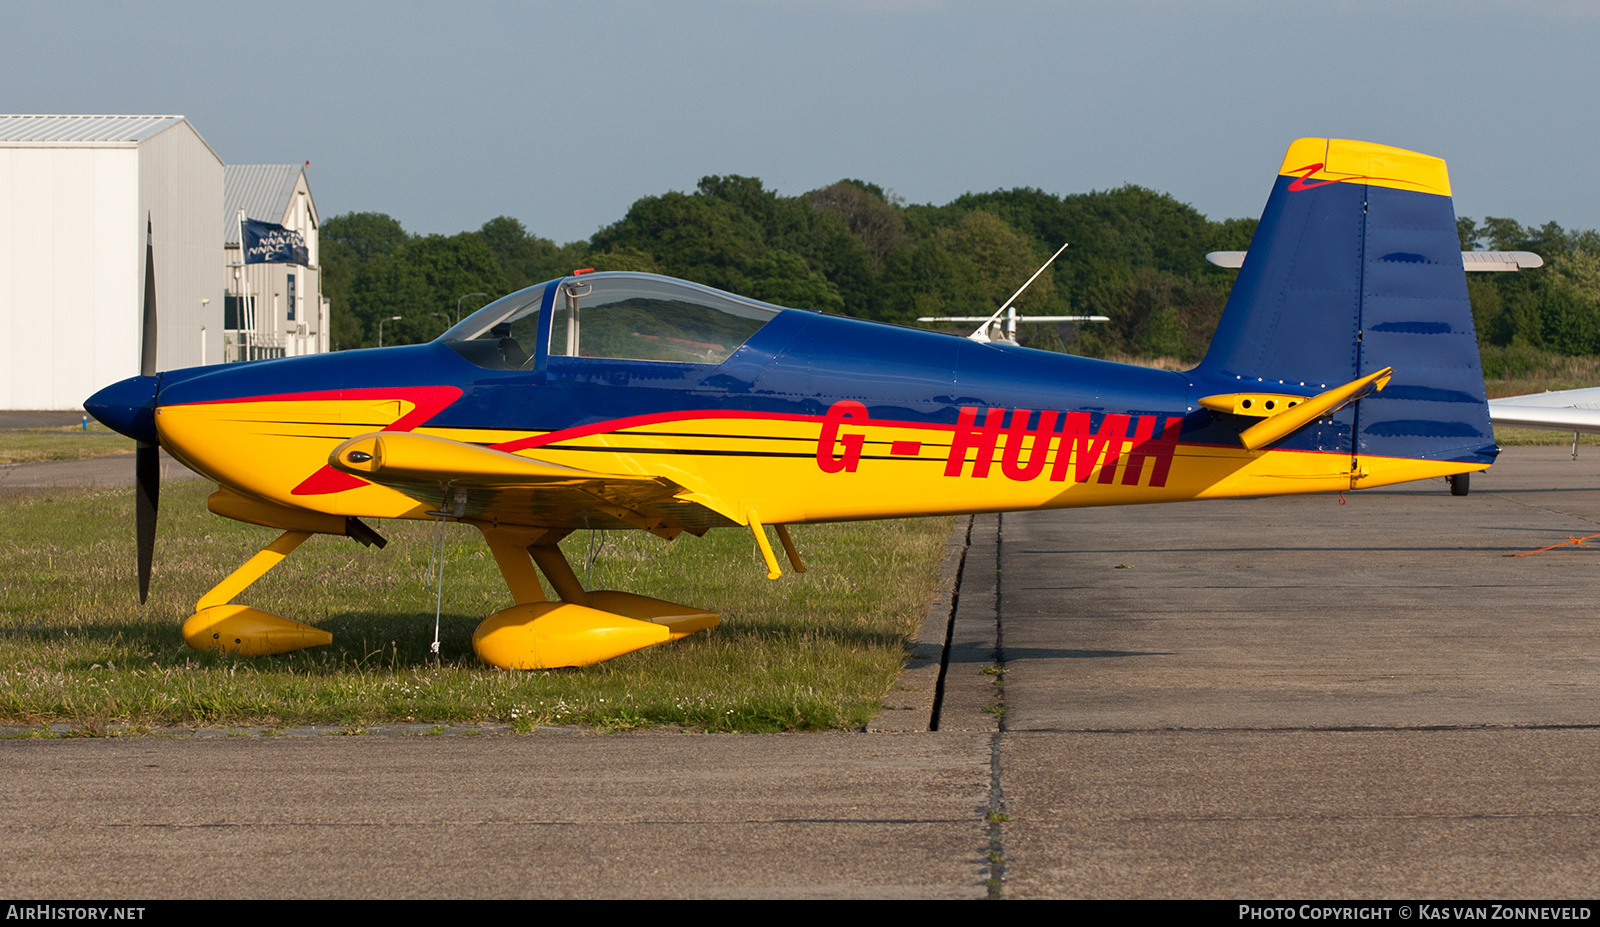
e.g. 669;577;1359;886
89;274;1474;534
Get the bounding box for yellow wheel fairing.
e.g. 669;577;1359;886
472;593;719;669
183;605;333;657
584;591;720;640
472;603;669;669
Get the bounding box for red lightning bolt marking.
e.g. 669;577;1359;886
1286;162;1373;191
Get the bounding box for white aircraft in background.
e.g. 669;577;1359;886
1487;386;1600;451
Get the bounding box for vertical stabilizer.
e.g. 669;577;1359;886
1196;139;1494;466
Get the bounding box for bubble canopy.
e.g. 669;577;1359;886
437;272;787;370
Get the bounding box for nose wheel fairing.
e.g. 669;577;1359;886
183;604;333;657
181;529;335;657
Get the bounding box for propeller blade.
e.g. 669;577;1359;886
135;215;160;602
140;215;157;378
135;442;159;603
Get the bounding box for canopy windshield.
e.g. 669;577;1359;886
437;283;550;346
439;274;787;370
435;283;550;369
548;274;782;364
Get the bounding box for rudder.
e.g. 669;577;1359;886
1195;138;1495;467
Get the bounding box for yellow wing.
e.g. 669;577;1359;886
329;432;737;538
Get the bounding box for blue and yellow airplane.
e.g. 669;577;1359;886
87;138;1495;670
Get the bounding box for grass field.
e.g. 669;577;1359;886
1479;347;1600;397
0;480;954;733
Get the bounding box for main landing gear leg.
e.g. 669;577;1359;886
471;526;719;669
181;530;334;656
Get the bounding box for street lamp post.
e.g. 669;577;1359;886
456;291;488;323
378;315;402;348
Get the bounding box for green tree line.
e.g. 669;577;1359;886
1460;218;1600;361
323;177;1596;367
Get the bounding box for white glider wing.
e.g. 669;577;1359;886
1490;386;1600;436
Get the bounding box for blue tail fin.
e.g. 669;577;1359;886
1195;138;1495;466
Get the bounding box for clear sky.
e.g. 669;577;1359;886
6;0;1596;244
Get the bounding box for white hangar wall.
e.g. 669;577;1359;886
139;120;225;375
0;116;224;410
0;145;137;410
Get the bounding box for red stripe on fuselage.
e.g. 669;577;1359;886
488;408;957;454
496;408;1368;459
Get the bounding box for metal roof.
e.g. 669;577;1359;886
223;164;309;244
0;114;189;145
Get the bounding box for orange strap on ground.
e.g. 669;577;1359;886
1512;532;1600;557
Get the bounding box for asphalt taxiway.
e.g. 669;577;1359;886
3;446;1597;898
0;449;204;490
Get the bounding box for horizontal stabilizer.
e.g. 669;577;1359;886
1461;251;1545;271
1206;250;1543;272
1233;367;1393;451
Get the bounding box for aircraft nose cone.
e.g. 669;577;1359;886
85;375;160;444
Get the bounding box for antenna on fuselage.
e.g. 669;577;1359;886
968;240;1070;343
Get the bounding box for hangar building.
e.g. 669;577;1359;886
224;163;328;361
0;115;224;410
0;115;328;410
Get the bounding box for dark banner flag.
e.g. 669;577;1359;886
242;217;309;266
